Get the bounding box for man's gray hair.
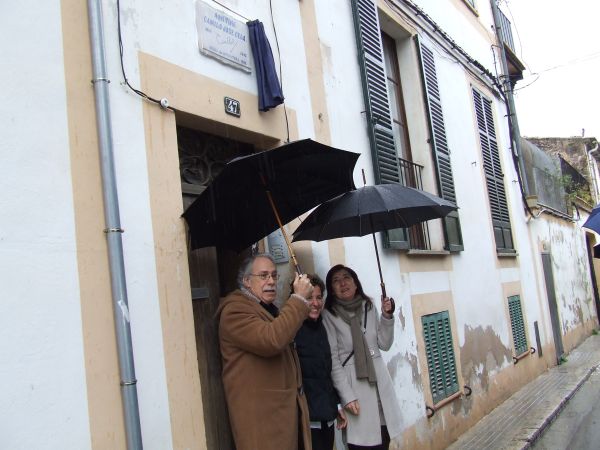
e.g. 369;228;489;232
237;253;276;288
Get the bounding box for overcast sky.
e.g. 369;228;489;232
504;0;600;139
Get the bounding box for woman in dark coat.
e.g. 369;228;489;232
295;274;347;450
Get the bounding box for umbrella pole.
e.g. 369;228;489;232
370;231;387;298
362;170;386;298
369;207;395;313
263;188;303;275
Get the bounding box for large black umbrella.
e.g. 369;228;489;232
182;138;359;270
292;181;457;297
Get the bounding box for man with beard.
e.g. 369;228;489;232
217;253;314;450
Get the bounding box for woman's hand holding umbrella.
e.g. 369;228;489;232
381;296;394;319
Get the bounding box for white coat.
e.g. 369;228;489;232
322;303;402;446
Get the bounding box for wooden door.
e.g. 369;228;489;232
541;252;564;364
179;127;254;449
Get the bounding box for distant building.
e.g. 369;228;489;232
525;136;599;205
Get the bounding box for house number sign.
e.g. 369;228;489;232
224;97;241;117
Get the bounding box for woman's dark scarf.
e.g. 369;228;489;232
332;296;377;384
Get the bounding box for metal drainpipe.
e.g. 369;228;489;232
87;1;143;448
587;143;600;204
490;0;530;195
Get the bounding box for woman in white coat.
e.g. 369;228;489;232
322;264;402;449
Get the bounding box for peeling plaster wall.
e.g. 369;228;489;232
460;325;512;396
530;215;597;352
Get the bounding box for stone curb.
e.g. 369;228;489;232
517;364;598;449
448;334;600;450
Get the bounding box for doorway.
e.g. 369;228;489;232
541;252;565;364
178;126;253;449
585;234;600;324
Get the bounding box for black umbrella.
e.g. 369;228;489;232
583;203;600;235
182;138;359;271
292;179;457;298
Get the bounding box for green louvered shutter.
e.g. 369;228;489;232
416;39;463;252
508;295;528;355
422;311;459;404
472;88;514;251
350;0;409;248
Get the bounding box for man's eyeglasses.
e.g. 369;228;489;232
248;272;280;281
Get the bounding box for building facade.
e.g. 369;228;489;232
1;1;598;449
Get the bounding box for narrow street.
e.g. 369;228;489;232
532;366;600;449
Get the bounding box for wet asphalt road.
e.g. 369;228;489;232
532;367;600;450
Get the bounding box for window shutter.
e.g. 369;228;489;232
416;38;463;251
472;88;514;251
508;295;528;355
350;0;408;248
422;311;459;404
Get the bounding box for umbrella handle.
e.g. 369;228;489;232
263;186;303;275
371;230;395;315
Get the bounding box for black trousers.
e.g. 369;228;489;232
310;423;335;450
347;426;390;450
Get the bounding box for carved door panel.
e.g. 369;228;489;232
179;127;253;449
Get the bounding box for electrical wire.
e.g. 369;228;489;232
116;0;175;111
513;73;540;92
382;0;501;95
500;0;530;71
502;0;599;93
268;0;290;143
533;51;600;75
210;0;250;22
383;0;535;217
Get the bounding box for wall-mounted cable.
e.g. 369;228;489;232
116;0;174;112
210;0;250;22
268;0;290;143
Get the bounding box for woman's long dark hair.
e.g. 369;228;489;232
325;264;372;314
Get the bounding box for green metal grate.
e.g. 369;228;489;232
508;295;528;355
422;311;459;404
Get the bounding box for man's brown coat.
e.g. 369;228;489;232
217;290;312;450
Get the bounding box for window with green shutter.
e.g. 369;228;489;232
422;311;459;404
350;0;463;251
508;295;528;355
350;0;408;249
416;39;463;251
472;88;515;252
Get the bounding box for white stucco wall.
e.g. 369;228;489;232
0;4;92;449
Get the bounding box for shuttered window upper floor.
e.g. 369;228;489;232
350;0;463;253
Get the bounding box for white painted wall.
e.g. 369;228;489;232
0;4;91;449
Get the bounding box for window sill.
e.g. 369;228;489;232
461;0;479;17
407;249;451;257
497;251;518;258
